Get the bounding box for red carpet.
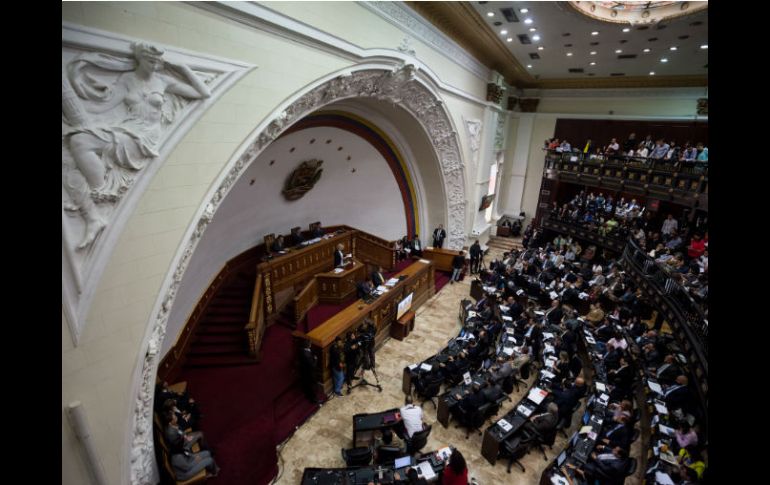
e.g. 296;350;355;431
434;270;451;293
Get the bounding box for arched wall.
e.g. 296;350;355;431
128;62;467;484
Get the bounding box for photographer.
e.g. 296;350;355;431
359;319;377;370
344;331;361;389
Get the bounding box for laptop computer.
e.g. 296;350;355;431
394;456;412;469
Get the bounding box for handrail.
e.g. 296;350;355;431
293;277;319;326
244;274;265;359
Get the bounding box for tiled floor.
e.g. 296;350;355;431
276;247;643;484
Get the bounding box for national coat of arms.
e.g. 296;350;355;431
282;159;324;201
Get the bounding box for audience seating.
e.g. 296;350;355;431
405;425;431;455
374;445;403;466
342;446;373;467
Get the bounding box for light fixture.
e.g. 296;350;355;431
567;52;573;56
524;18;533;25
669;46;678;51
501;30;508;35
649;71;655;75
487;12;494;17
660;58;668;63
590;62;596;66
590;51;597;55
507;37;513;42
520;8;529;13
538;46;544;50
700;44;708;49
622;27;631;33
532;34;541;41
591;31;599;36
643;48;651;53
615;49;622;53
529;28;536;32
527;64;533;68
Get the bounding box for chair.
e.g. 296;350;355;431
501;374;517;395
405;424;431;454
341;446;373;467
458;403;490;439
417;378;442;410
264;233;276;253
375;446;403;465
557;401;582;438
500;435;531;473
519;362;532;380
532;426;558;461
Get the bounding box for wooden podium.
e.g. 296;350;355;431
316;260;366;304
391;310;415;341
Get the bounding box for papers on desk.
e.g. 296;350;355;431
437;447;452;461
502;315;513;321
386;278;399;287
654;403;669;415
588;431;598;441
658;424;675;437
414;461;436;480
517;404;533;417
483;286;497;293
505;327;515;334
540;369;556;380
534;310;545;316
654;471;676;485
543;332;555;340
498;418;513;432
549;291;559;300
648;381;664;395
376;285;388;292
502;347;515;356
579;425;593;434
468;311;477;318
420;363;433;371
499;305;510;312
345;253;352;258
598;393;610;406
408;364;418;370
419;259;430;264
595;382;606;392
545;356;558;369
544;344;555;354
551;475;570;485
516;289;525;296
333;268;344;273
528;387;548;404
579;292;590;300
660;451;679;466
463;372;472;385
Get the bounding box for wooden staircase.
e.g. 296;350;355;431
486;236;524;253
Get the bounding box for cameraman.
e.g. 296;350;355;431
344;331;361;389
359;319;377;370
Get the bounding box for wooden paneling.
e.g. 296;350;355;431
421;247;462;272
245;274;265;358
354;235;396;271
293;278;318;327
317;260;366;304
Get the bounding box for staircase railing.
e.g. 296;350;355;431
293;277;319;328
245;274;265;360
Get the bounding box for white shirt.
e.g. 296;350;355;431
661;218;678;235
400;404;424;438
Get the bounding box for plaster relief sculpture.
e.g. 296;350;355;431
465;119;482;153
62;42;211;250
282;159;324;201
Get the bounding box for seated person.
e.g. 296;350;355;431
569;446;629;483
399;395;425;439
674;421;699;453
271;235;286;253
653;354;682;386
597;414;632;450
372;266;386;287
551;377;586;424
395;468;428;485
164;411;209;455
482;377;504;403
521;402;559;440
289;227;304;246
357;278;375;300
162;398;196;431
311;223;324;238
456;382;487;416
171;449;220;481
373;428;403;460
678;445;706;480
664;375;694;414
411;235;423;257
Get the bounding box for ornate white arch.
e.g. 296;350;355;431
128;61;466;483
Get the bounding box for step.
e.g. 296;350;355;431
199;315;248;324
208;296;250;306
205;306;250;315
183;355;258;368
187;344;246;356
191;334;244;345
197;325;244;336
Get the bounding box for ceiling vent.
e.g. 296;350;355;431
501;7;518;22
637;25;649;30
568;68;584;73
529;53;541;59
518;34;532;44
617;54;637;59
610;72;626;76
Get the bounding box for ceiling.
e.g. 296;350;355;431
407;1;708;89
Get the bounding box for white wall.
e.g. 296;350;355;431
163;126;406;354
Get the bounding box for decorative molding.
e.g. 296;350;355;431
464;118;482;153
397;37;416;57
486;83;505;104
519;86;708;99
129;62;466;485
361;1;489;80
697;98;708;116
61;23;254;348
494;112;506;151
518;98;540;113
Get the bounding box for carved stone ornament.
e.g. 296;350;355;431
129;63;466;485
486;83;505;104
696;98;708;116
282;159;324;200
464;118;482;153
494;113;506;151
397;37;416;57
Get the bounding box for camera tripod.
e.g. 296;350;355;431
347;349;382;393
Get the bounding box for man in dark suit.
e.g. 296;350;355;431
311;223;324;238
271;235;285;252
411;234;423;257
289;227;304;246
371;266;386;287
571;446;630;483
469;240;482;274
598;415;632;449
653;354;682;386
357;278;375;300
545;299;563;325
299;340;319;404
664;375;693;413
522;402;559;438
432;224;446;248
551;377;586;424
334;243;345;268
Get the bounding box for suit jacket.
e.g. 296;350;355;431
433;228;446;244
601;423;632;449
372;271;385;287
546;307;563;325
334;250;344;268
470;243;482;259
584;455;629;482
664;385;692;412
656;363;681;385
527;411;558;437
271;240;284;252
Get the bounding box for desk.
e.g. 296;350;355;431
391;310;415;341
353;408;402;448
421;247;463;272
470;279;485;301
316;260;366;304
301;449;447;484
497;226;511;237
301;260;435;394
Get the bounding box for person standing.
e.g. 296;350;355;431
334;243;345;268
299;340;319;404
329;337;346;397
441;449;469;485
432;224;447;248
450;250;465;284
469;240;482;274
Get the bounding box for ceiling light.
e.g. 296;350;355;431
590;51;597;55
622;28;631;33
590;62;596;66
566;52;573;56
524;18;533;25
649;71;655;75
591;31;599;36
529;28;537;32
520;8;529;13
615;49;622;53
532;35;541;41
538;46;544;50
487;12;494;17
500;30;508;35
669;46;678;51
507;37;513;42
527;64;532;68
660;58;668;63
700;44;708;49
643;48;651;53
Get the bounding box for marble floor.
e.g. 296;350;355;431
275;248;643;484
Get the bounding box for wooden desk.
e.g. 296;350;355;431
316;260;366;304
421;247;462;272
301;260;435;394
391;310;415;341
496;226;511;237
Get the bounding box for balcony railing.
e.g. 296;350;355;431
541;215;627;253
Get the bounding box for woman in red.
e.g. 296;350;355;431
442;449;468;485
687;234;706;259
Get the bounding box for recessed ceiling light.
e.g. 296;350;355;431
649;71;655;75
524;18;533;25
506;37;513;42
566;52;573;56
660;58;668;63
532;35;541;41
527;64;533;68
500;30;508;35
622;27;631;33
591;31;599;36
590;62;596;66
520;8;529;13
487;12;494;17
529;28;537;32
700;44;708;49
615;49;622;54
669;46;678;51
643;48;651;53
590;51;597;55
538;46;544;50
